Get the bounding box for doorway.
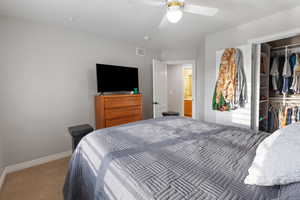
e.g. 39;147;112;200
153;60;196;118
256;35;300;133
248;29;300;130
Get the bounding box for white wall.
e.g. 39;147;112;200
161;42;205;120
204;6;300;123
0;16;160;166
167;65;183;115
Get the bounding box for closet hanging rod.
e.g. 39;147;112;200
269;100;300;103
269;97;300;100
272;42;300;50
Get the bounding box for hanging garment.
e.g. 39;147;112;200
290;55;300;94
281;107;288;128
278;56;285;92
288;54;297;94
282;56;292;94
286;107;293;125
212;48;247;111
289;53;297;73
292;107;298;123
268;107;279;132
268;109;274;132
270;57;279;92
234;48;247;108
274;109;279;131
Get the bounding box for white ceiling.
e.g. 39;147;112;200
0;0;300;49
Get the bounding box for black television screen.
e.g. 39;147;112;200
96;64;139;93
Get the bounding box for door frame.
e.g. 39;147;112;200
248;28;300;130
163;60;197;119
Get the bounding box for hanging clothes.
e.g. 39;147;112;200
289;53;297;94
268;106;279;132
290;54;300;94
278;107;283;128
292;107;298;123
234;49;247;108
282;53;292;94
212;48;247;111
286;107;293;125
270;57;280;92
268;104;300;132
278;56;285;92
282;107;288;128
289;53;297;73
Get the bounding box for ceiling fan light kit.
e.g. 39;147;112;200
132;0;218;27
167;5;183;23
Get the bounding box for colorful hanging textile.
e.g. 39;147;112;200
212;48;247;111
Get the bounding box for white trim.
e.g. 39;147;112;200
163;60;196;65
0;167;7;190
6;151;72;174
0;150;72;191
248;28;300;44
164;60;197;119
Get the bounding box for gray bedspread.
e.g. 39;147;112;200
64;117;280;200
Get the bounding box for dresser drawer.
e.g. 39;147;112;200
105;106;141;120
95;94;143;130
104;96;141;108
105;115;141;127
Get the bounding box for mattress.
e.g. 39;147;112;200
64;117;280;200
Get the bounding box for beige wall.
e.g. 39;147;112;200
0;16;160;166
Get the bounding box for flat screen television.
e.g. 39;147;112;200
96;64;139;93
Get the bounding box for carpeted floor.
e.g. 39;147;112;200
0;157;70;200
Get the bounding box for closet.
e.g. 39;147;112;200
258;35;300;133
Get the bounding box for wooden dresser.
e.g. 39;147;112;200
95;94;143;129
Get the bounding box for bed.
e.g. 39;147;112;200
64;117;280;200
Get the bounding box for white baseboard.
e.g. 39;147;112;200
0;167;7;191
0;150;72;191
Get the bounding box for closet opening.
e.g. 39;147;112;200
258;35;300;133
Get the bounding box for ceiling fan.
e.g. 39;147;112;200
129;0;218;28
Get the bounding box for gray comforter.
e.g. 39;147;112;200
64;117;280;200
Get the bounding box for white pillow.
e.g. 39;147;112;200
244;122;300;186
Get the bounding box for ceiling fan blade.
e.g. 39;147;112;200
184;4;218;16
128;0;165;7
158;14;168;29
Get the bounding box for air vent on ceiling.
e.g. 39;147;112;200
136;48;146;56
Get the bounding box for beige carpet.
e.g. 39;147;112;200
0;157;70;200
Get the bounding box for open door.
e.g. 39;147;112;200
153;59;168;118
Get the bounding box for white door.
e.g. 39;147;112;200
153;59;168;118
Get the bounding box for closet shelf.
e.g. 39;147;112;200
260;73;268;77
269;96;300;101
260;100;268;103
